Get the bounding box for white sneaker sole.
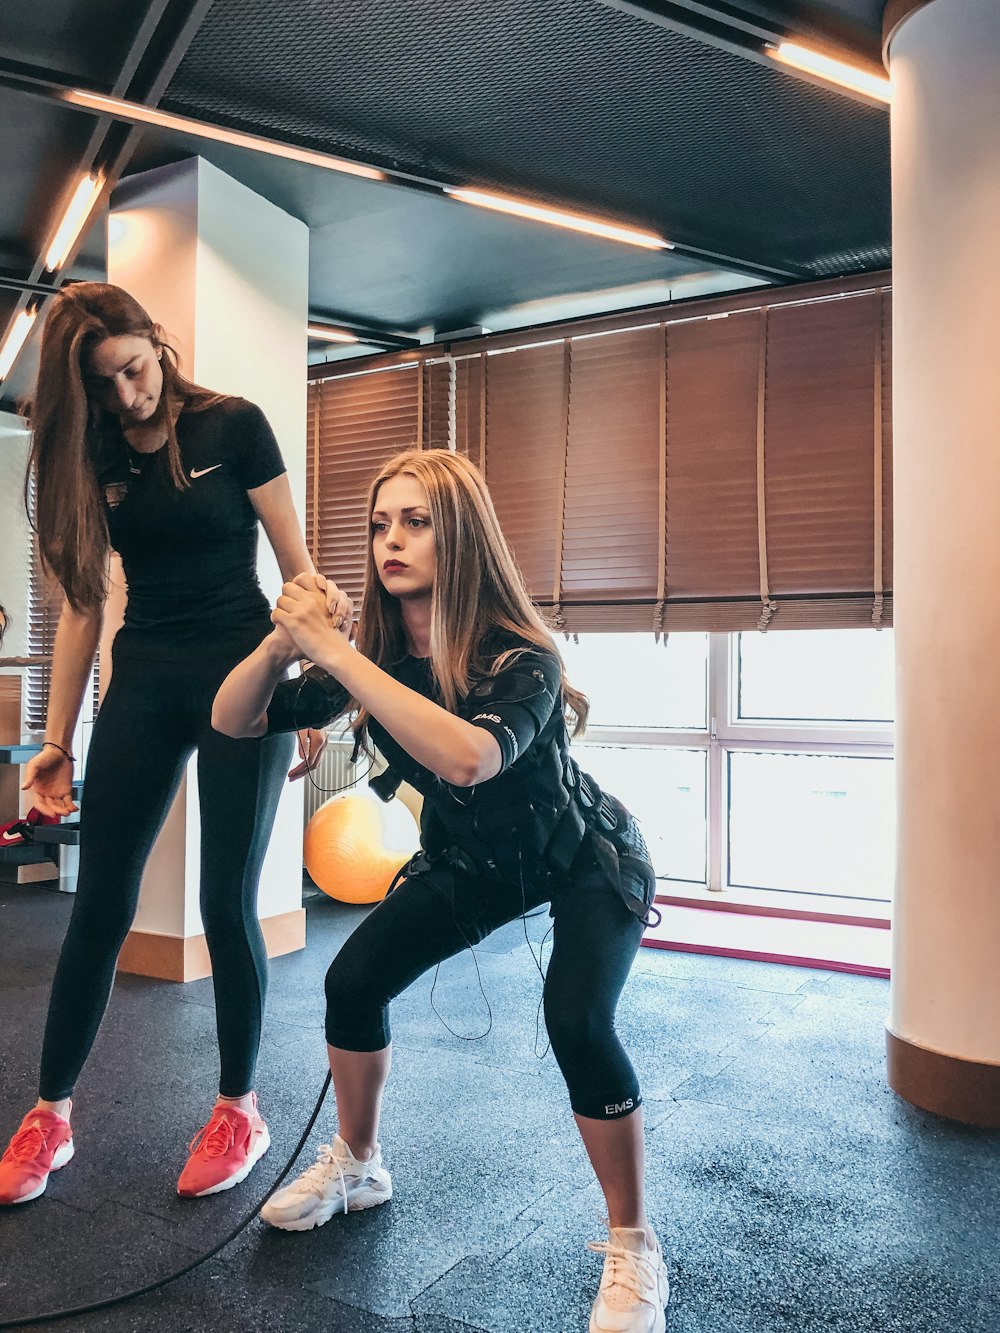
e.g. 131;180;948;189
589;1306;666;1333
5;1138;75;1206
186;1125;271;1198
261;1171;392;1232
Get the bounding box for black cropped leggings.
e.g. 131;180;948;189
324;840;647;1121
38;650;294;1102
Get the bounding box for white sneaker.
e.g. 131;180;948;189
588;1226;670;1333
260;1133;392;1232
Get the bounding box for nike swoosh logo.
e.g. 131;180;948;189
2;829;25;842
190;465;222;479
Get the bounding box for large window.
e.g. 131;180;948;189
568;629;894;904
561;632;708;730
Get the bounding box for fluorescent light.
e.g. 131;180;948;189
307;325;360;344
44;174;103;271
0;308;38;381
769;41;892;104
63;89;385;182
445;188;672;250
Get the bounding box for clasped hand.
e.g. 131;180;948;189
271;572;353;666
273;573;354;782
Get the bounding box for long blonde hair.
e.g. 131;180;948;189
352;448;588;748
23;282;224;612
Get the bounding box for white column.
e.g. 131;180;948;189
887;0;1000;1124
0;417;33;666
106;157;309;980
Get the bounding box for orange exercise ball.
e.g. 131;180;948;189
304;789;420;904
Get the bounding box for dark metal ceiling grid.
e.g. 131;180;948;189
164;0;890;276
0;0;145;87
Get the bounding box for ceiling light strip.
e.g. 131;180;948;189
768;41;892;104
307;324;360;344
62;89;385;182
445;188;672;250
0;307;38;381
44;173;104;272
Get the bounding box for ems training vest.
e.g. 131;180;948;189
265;638;656;920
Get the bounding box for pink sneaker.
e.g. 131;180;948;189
0;1106;74;1205
177;1095;270;1198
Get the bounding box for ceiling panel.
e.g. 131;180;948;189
0;91;101;271
0;0;152;86
163;0;890;278
124;126;722;333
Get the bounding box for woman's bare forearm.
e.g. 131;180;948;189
44;602;103;749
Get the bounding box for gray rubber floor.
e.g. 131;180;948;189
1;879;998;1332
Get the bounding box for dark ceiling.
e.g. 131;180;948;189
0;0;891;407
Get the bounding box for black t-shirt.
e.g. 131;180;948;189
93;397;286;662
265;638;573;883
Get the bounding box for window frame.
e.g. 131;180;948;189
574;630;895;901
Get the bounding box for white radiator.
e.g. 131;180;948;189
302;738;369;825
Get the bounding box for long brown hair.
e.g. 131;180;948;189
352;448;588;747
23;282;224;612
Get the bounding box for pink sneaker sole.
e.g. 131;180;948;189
5;1138;75;1206
182;1125;271;1198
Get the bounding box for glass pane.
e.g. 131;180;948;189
728;751;895;901
573;744;707;883
560;633;708;730
737;629;895;724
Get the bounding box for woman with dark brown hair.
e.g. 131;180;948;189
0;282;346;1207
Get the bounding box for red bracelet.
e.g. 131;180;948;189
42;741;76;763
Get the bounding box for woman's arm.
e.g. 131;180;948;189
248;475;354;628
273;580;503;788
21;598;104;816
247;477;356;774
212;628;301;738
248;474;314;583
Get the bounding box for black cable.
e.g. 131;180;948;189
1;671;357;1324
0;1074;331;1330
427;868;494;1042
292;668;374;800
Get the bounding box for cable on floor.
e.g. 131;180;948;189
0;1073;331;1329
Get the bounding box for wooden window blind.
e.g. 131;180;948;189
420;354;485;468
307;363;421;603
307;274;893;632
556;327;664;631
479;343;568;600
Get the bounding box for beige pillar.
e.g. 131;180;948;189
886;0;1000;1125
104;157;309;981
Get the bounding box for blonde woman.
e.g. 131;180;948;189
214;449;668;1333
0;283;337;1208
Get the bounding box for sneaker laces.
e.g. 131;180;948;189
188;1110;237;1158
587;1239;660;1313
287;1142;355;1214
6;1122;46;1164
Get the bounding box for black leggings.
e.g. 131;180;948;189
38;650;294;1102
324;841;646;1121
